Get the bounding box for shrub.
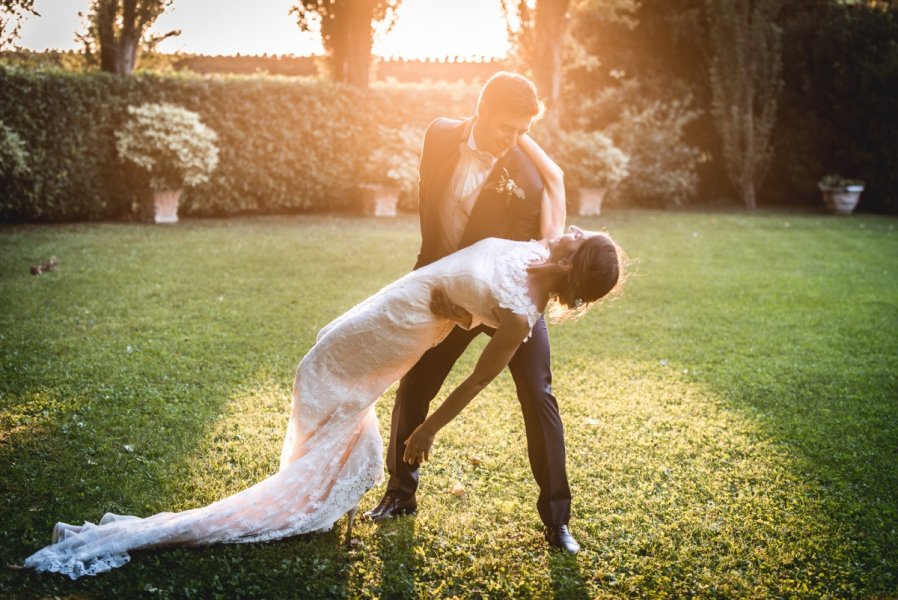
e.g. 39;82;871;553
818;174;864;191
361;125;423;191
0;119;29;179
605;98;703;206
557;129;630;190
0;67;478;221
0;119;32;218
116;102;219;191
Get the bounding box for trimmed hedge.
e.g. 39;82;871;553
769;3;898;213
0;67;478;222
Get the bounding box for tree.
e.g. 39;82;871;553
0;0;38;49
291;0;401;88
707;0;783;209
501;0;571;149
78;0;179;76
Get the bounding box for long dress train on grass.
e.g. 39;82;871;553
24;238;547;579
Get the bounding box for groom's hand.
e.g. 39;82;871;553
430;287;473;329
404;424;436;464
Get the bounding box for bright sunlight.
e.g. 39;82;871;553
19;0;512;59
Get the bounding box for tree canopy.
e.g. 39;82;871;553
0;0;38;49
78;0;178;75
291;0;401;88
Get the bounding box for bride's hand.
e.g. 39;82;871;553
430;287;473;329
403;424;436;464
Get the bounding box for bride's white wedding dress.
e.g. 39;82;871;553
24;237;548;579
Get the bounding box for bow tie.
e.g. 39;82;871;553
459;142;495;166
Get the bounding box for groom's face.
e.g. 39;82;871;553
474;108;534;158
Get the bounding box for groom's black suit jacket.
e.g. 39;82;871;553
414;117;545;269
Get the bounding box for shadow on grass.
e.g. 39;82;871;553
0;382;250;597
0;376;363;599
547;550;589;599
557;354;894;595
372;516;420;598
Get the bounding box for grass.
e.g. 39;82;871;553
0;210;896;598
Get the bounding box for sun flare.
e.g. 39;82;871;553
373;0;511;60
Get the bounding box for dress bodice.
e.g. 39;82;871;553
419;237;548;331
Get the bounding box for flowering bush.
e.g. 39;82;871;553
558;130;630;189
361;125;422;191
115;102;219;191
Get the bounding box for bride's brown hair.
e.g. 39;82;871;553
552;233;624;319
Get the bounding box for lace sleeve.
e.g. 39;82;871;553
493;241;547;334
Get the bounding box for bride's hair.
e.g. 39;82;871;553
550;233;625;321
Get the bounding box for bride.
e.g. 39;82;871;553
23;139;624;580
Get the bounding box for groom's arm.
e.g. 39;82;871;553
418;118;461;215
414;118;458;268
507;149;545;241
519;134;566;240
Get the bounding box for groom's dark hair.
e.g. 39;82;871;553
476;71;544;119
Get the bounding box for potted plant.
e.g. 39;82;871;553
116;102;219;223
558;130;630;216
818;174;865;215
359;126;421;217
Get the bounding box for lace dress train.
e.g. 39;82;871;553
24;238;547;579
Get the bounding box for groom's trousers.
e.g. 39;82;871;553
385;315;572;527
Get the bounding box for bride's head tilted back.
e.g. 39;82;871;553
548;226;625;320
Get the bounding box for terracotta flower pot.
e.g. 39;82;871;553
575;186;608;216
361;184;400;217
152;188;183;223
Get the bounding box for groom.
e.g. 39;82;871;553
364;71;580;554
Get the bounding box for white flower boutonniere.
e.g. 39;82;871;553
494;168;526;208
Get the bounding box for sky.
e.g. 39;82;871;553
16;0;512;60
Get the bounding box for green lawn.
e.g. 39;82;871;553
1;211;896;598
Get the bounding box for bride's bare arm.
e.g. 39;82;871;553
519;134;566;240
402;309;530;463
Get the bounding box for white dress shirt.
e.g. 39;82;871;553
435;125;498;256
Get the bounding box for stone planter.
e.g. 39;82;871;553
360;184;400;217
821;185;863;215
152;188;183;223
574;186;608;216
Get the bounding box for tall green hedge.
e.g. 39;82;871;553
0;67;477;222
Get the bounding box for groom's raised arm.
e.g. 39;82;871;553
507;150;545;240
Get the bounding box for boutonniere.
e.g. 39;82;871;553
494;168;526;208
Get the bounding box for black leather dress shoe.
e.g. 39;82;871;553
545;525;581;554
363;492;418;521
